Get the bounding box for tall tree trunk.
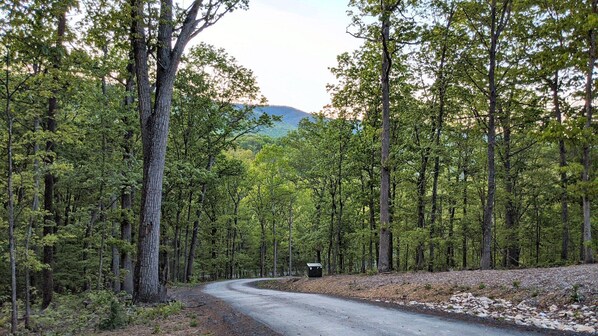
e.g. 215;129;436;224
273;214;278;277
4;52;18;334
378;1;393;273
231;195;240;278
550;72;569;262
428;7;454;272
337;137;344;273
42;9;66;308
447;196;456;269
173;192;182;282
390;171;397;271
429;157;440;272
415;147;428;270
581;0;596;264
481;0;510;270
98;202;107;290
120;48;135;295
329;181;337;274
25;117;41;328
368;168;376;270
181;190;193;281
361;182;367;273
120;188;134;293
462;163;468;269
314;188;323;267
288;201;293;275
502;113;519;267
260;216;266;277
534;195;542;266
130;0;219;301
258;186;266;277
111;198;121;292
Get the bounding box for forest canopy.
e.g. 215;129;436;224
0;0;596;333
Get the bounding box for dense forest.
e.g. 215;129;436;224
1;0;596;333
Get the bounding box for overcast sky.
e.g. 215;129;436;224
197;0;362;113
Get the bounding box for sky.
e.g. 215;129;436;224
197;0;363;113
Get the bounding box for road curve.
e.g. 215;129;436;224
203;278;537;336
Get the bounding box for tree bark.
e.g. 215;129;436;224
130;0;244;301
481;0;510;270
42;8;66;308
378;0;394;273
548;72;570;262
368;167;376;270
133;13;172;299
501;111;519;267
4;49;18;334
120;56;135;295
462;156;469;269
288;200;293;275
273;210;278;277
415;145;428;270
111;198;121;292
581;0;597;264
328;179;337;273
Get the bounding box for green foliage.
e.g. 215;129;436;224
28;291;133;334
570;284;584;303
1;1;597;329
135;301;184;324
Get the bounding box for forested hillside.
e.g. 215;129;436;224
254;105;313;137
1;0;596;334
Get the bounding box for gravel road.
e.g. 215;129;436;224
203;279;540;336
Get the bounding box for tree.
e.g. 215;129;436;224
2;5;22;330
581;0;596;264
129;0;248;302
348;0;413;273
41;1;69;308
527;0;576;262
460;0;512;269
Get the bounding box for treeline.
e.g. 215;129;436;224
0;0;596;333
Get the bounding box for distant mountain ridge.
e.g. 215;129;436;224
254;105;313;138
